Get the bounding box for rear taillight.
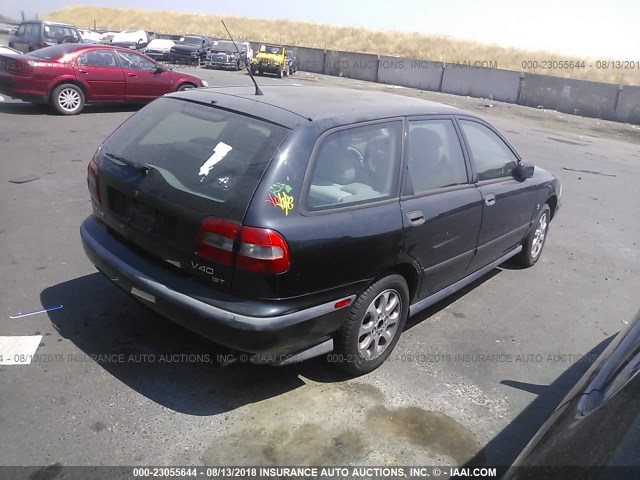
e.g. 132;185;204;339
236;226;290;274
197;217;290;274
197;218;240;265
87;160;100;204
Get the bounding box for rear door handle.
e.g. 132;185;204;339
406;210;426;226
484;193;496;206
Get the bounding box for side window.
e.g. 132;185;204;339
115;50;156;70
16;24;25;36
26;24;38;37
43;25;57;40
407;119;468;194
307;121;401;209
459;120;518;181
78;50;118;68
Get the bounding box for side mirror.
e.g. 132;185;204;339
155;64;165;73
513;161;535;181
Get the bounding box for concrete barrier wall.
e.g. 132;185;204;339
323;50;379;82
296;46;325;74
82;26;640;126
518;74;619;120
614;85;640;124
441;67;522;103
377;56;444;91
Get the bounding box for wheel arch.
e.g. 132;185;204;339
546;195;558;220
49;78;88;103
375;262;421;305
176;81;197;91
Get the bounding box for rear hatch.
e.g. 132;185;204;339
89;96;289;291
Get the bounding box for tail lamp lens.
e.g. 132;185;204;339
197;217;290;274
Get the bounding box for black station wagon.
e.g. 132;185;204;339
80;85;561;374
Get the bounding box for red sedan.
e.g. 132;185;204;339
0;43;208;114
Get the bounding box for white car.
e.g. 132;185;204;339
110;29;150;49
78;29;103;43
0;45;22;55
143;39;176;61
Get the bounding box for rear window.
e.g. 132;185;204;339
43;24;79;41
100;97;289;210
179;37;203;45
30;44;82;59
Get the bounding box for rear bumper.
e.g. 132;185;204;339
80;216;352;357
0;75;48;103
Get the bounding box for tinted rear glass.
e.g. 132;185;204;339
100;97;289;216
180;37;203;45
30;44;83;59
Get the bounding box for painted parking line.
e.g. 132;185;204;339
10;304;63;319
0;335;43;365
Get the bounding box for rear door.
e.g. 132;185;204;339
400;117;482;298
74;49;125;101
113;49;173;100
10;24;29;52
457;117;538;272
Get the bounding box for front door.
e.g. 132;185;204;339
457;118;538;273
401;117;483;299
114;50;174;101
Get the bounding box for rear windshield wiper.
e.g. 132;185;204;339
104;152;155;175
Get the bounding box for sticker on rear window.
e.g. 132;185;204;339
199;142;233;181
267;182;295;216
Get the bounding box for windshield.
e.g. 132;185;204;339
100;98;289;215
211;41;237;52
260;45;282;55
179;37;203;46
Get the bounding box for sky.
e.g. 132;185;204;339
1;0;638;59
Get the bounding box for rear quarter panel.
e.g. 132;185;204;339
240;124;405;301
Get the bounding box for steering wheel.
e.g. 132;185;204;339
347;146;364;166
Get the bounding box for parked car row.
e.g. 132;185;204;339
6;20;299;76
0;43;207;114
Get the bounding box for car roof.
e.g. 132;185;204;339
21;20;76;27
170;85;464;128
28;43;155;58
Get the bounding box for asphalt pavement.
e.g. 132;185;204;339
0;66;638;470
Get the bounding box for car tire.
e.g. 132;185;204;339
334;274;409;376
50;83;85;115
177;83;196;91
514;204;551;267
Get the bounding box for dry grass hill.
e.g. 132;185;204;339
45;5;639;86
